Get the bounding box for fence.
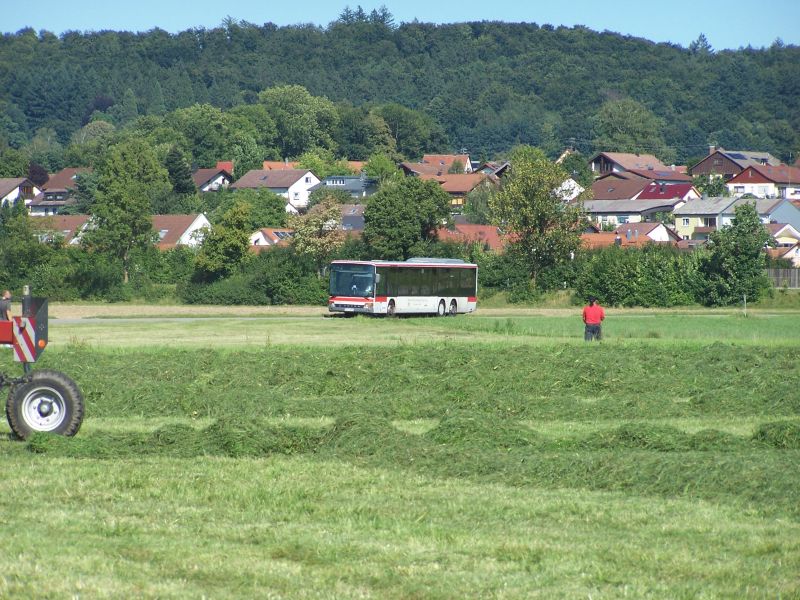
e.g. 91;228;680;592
767;268;800;289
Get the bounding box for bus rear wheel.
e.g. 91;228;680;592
437;300;446;317
448;300;458;316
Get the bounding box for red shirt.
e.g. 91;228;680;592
583;304;605;325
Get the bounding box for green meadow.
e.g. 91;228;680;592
1;307;798;598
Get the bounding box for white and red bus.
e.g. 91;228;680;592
328;258;478;316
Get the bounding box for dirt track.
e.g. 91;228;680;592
49;303;328;319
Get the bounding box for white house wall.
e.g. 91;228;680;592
177;214;211;246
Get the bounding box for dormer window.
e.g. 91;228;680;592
158;229;169;240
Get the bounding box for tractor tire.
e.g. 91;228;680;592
6;369;84;439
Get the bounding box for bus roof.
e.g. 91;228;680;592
331;259;477;268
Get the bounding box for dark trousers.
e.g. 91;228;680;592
584;324;602;342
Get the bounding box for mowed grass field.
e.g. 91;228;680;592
1;305;799;598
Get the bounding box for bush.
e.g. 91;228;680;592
575;244;703;307
181;246;328;306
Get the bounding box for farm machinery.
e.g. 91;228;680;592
0;286;84;439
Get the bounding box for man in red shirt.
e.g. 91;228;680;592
582;296;605;341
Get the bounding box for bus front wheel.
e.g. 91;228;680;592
387;300;396;317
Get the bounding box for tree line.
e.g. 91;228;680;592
1;10;798;165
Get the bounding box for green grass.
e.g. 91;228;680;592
0;312;798;597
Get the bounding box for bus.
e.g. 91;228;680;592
328;258;478;316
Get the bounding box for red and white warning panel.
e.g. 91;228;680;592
12;316;38;363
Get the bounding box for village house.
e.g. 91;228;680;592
152;214;211;249
230;169;320;213
768;244;800;268
767;223;800;248
27;167;91;216
672;197;734;240
249;227;294;248
309;173;379;199
0;178;40;208
726;164;800;200
192;166;232;192
613;222;682;244
690;146;781;180
400;153;473;176
419;172;498;212
582;199;685;227
720;197;800;231
31;213;210;249
340;204;365;231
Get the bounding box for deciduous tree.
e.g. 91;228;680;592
363;176;451;260
289;199;346;276
81;139;170;283
194;200;252;281
700;202;771;306
489;146;584;290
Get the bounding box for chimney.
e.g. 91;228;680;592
709;145;716;155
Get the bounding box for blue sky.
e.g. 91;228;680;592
3;0;798;50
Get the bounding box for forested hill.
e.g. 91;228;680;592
1;13;799;163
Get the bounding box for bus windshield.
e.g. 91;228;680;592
329;263;375;297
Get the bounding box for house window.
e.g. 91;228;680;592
682;218;690;226
293;192;300;199
158;229;169;240
703;217;716;228
734;186;744;193
618;216;629;224
305;177;311;183
713;159;722;166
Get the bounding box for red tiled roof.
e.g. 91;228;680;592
231;169;310;189
192;168;232;188
422;154;470;170
216;161;234;173
592;152;669;171
420;173;495;194
0;178;33;198
591;179;649;200
580;232;652;249
30;214;89;242
613;222;682;242
624;168;692;182
260;228;294;246
729;164;800;185
636;183;696;200
262;161;300;170
437;224;504;251
767;222;791;235
41;167;91;192
152;214;205;248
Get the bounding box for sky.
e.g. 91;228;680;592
3;0;799;50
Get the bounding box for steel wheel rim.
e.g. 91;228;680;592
20;386;67;432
